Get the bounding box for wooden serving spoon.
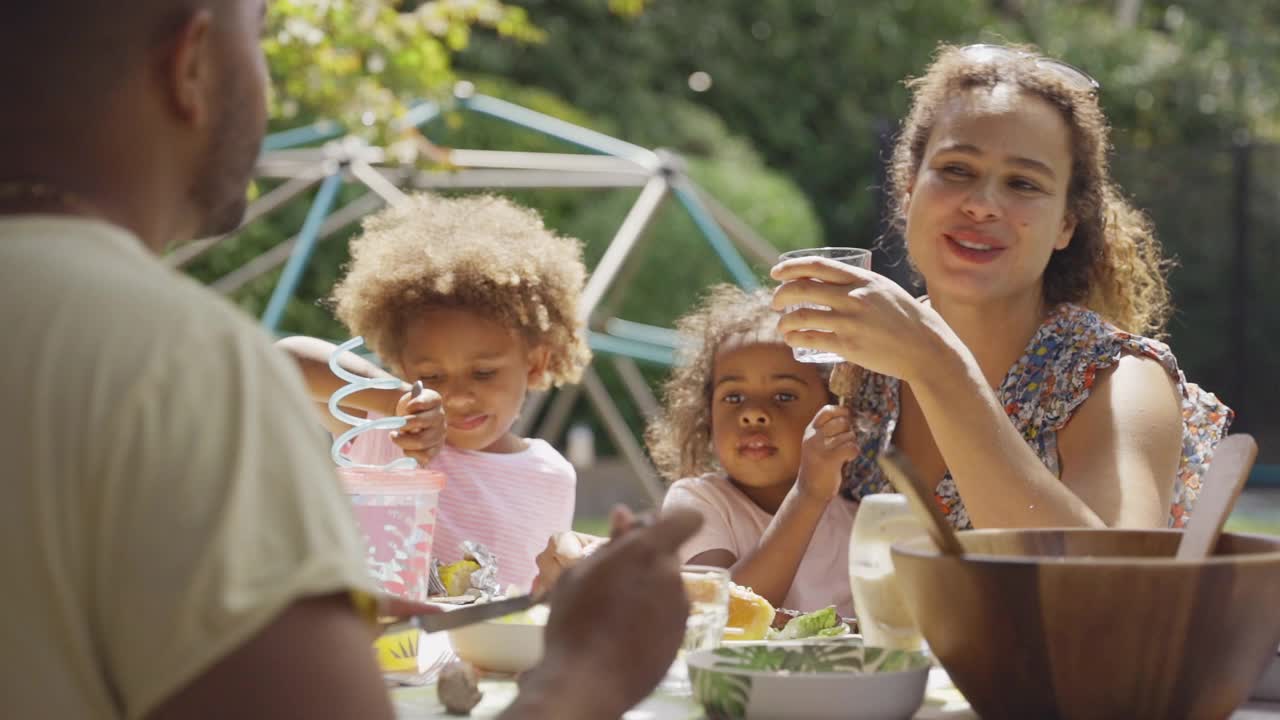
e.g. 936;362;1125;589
1174;433;1257;561
876;448;966;556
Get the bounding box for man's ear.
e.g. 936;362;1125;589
162;9;215;127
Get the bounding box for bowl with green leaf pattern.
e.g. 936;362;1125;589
686;637;930;720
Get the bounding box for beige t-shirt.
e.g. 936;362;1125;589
0;217;375;719
663;473;858;616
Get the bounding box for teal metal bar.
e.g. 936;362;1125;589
460;94;657;165
604;318;683;350
588;331;673;366
400;100;441;129
670;180;760;290
262;120;344;152
261;173;343;331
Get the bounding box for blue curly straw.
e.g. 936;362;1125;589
328;336;419;471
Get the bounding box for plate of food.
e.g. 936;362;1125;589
719;582;856;643
688;636;931;720
444;601;548;675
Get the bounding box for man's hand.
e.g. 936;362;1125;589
505;507;703;719
390;383;446;465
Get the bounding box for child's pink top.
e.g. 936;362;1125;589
663;473;857;616
344;419;576;591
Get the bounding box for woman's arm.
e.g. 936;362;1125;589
906;335;1182;528
772;260;1181;529
1053;354;1183;527
905;344;1090;527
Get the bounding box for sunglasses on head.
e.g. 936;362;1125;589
961;43;1100;96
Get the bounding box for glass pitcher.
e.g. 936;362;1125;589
848;493;927;650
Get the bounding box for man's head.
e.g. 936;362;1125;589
0;1;269;245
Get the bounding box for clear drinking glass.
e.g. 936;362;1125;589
848;493;927;651
662;565;731;694
776;246;872;364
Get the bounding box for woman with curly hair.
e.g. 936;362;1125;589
279;193;591;590
650;285;860;613
773;43;1232;530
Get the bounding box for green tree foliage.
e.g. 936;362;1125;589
185;0;1280;449
458;0;1279;247
263;0;542;138
457;0;1008;256
187;3;823;345
455;0;1280;436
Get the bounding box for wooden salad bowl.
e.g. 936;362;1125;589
890;529;1280;720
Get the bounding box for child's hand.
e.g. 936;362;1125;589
796;405;860;504
532;531;608;596
390;382;446;466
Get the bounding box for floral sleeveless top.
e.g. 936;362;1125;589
840;304;1233;529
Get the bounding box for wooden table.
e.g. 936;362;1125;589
392;672;1280;719
391;633;1280;719
391;669;975;719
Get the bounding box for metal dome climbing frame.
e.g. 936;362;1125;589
172;82;782;507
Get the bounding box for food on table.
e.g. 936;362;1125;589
725;584;776;641
437;660;483;715
770;605;849;640
430;541;503;599
438;560;482;597
683;576;775;641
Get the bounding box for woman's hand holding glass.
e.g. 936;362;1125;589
770;259;957;386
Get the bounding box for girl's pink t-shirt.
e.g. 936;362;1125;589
663;473;857;616
344;420;576;591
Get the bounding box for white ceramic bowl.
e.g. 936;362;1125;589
446;619;545;674
687;638;929;720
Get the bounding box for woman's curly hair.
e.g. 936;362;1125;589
645;284;830;481
331;193;591;390
888;43;1173;336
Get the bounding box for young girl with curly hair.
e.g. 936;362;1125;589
773;43;1232;530
647;285;860;615
279;193;591;590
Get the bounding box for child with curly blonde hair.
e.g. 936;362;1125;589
647;284;860;615
279;193;591;591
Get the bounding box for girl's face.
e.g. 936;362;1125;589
709;337;829;500
398;308;547;453
904;86;1077;311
